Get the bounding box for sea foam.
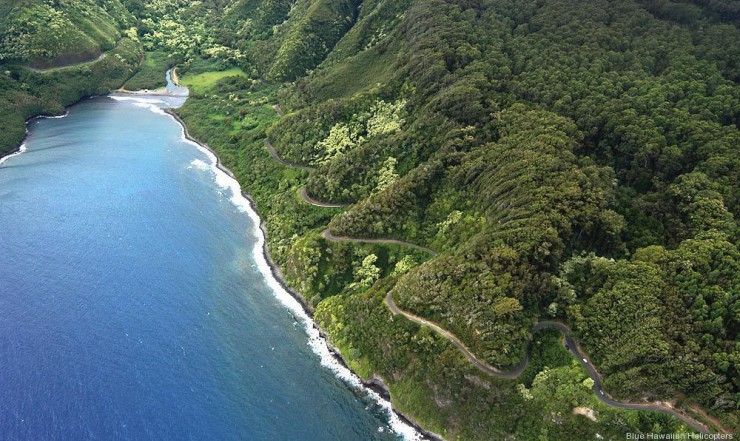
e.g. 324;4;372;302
110;96;167;105
0;142;27;166
171;111;426;441
44;113;69;119
189;159;210;171
110;96;168;115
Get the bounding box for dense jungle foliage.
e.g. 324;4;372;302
1;0;738;438
169;0;740;436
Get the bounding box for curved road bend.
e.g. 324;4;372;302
299;188;349;208
29;53;106;73
28;38;126;73
386;293;713;434
262;100;716;434
323;230;437;256
264;140;315;171
386;292;525;378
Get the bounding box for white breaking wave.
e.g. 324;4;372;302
110;96;167;105
170;114;425;441
0;142;27;166
44;112;69;119
110;96;168;115
178;133;250;212
189;159;210;171
133;102;167;116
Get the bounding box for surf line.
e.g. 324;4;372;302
165;108;433;441
0;112;69;166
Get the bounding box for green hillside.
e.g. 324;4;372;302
0;0;133;68
168;0;738;437
1;0;737;438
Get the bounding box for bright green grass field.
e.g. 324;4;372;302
179;68;248;94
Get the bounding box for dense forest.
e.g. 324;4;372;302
1;0;738;439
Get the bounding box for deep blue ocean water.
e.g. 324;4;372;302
0;88;419;440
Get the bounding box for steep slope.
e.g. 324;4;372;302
154;0;739;437
0;0;132;68
268;0;363;81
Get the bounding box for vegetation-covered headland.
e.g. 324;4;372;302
0;0;145;155
1;0;738;439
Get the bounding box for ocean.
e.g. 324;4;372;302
0;81;421;440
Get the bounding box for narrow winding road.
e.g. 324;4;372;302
386;292;713;434
386;292;525;378
264;104;719;435
29;53;106;73
265;130;436;252
299;188;348;208
261;134;348;208
323;230;437;255
265;140;315;171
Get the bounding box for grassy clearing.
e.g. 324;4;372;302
179;68;248;94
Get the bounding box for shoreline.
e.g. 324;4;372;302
1;39;144;161
165;108;444;441
165;110;314;315
0;101;87;164
1;95;440;440
115;87;171;96
2;88;718;440
184;117;717;437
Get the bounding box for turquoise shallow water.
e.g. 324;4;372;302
0;93;418;440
